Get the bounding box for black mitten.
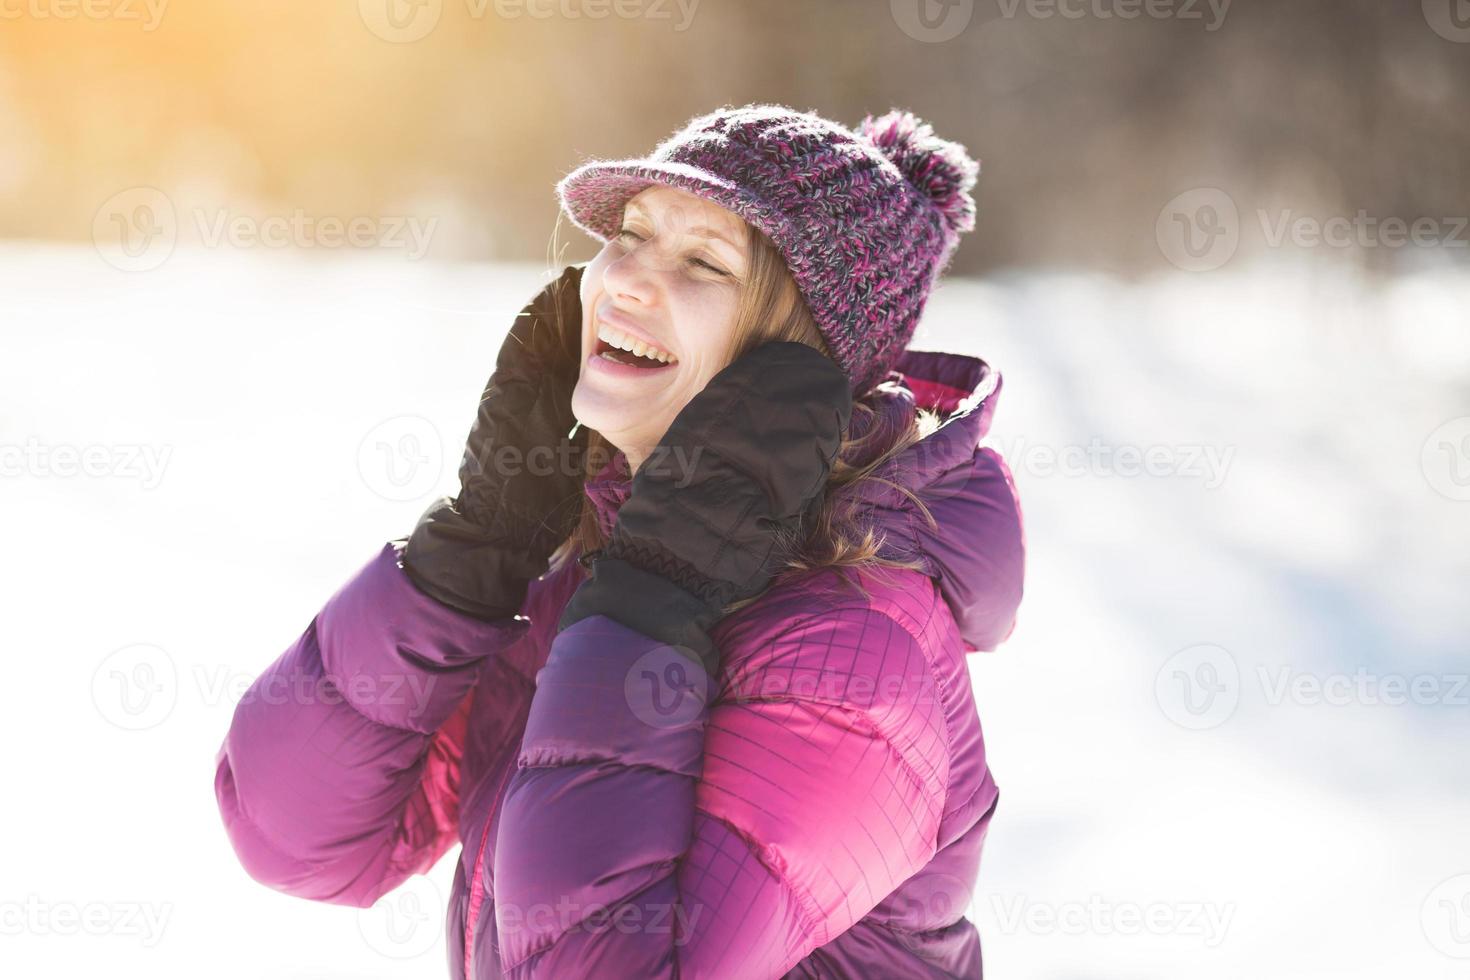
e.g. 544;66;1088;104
559;341;852;672
402;264;590;620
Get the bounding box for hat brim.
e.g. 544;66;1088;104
556;159;784;246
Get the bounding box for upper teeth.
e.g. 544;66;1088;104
597;323;676;364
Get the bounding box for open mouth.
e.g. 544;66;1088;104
594;323;678;370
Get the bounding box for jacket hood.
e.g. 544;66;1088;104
584;348;1025;653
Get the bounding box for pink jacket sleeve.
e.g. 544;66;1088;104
213;540;528;907
492;586;949;977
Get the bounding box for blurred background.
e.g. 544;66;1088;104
3;1;1468;977
3;0;1470;274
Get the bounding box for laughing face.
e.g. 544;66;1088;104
571;185;752;473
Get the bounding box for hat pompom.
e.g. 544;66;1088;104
856;109;979;235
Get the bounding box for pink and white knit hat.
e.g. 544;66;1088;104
555;103;980;397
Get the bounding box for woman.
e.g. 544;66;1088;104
214;103;1026;979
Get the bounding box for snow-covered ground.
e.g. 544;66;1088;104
2;244;1467;978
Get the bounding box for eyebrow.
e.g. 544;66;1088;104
624;200;745;253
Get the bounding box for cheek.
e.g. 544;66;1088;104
581;251;611;308
670;286;739;357
579;252;615;353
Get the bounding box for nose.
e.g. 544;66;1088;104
600;240;658;310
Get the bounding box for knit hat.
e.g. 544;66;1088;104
555;103;979;397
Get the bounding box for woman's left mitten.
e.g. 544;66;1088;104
560;341;852;671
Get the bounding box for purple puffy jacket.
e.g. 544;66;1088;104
214;347;1025;979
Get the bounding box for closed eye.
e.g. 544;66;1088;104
616;226;731;278
689;256;730;276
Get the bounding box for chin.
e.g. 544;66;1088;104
572;382;652;454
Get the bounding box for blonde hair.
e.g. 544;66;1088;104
548;215;942;610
